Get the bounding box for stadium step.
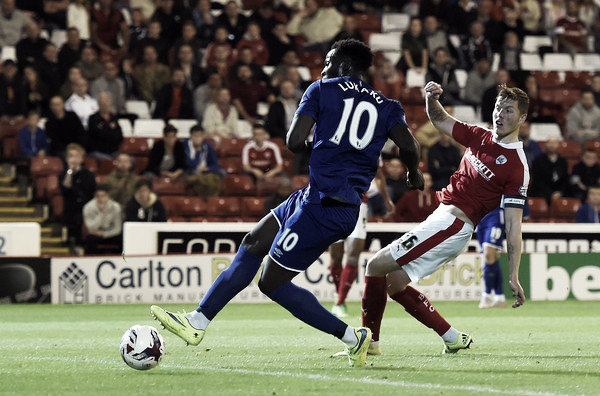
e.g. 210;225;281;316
41;246;71;256
0;216;46;223
41;236;65;245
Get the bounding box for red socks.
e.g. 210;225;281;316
329;265;342;292
336;264;358;305
361;276;387;342
390;286;451;336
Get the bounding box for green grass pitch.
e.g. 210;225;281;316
1;301;599;396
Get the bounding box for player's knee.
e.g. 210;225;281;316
365;256;383;276
258;278;275;296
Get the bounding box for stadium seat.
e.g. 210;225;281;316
178;196;207;217
297;66;311;81
563;71;592;89
557;140;583;160
236;119;253;138
405;69;426;87
98;158;116;175
84;157;98;174
118;118;133;137
2;135;19;160
255;177;281;196
206;197;242;217
159;195;182;217
50;29;67;48
297;50;324;70
120;137;150;156
549;197;581;222
220;157;244;174
220;174;255;196
241;196;267;218
133;156;148;174
452;105;479;123
534;71;562;88
400;87;425;105
168;119;197;138
167;216;187;222
30;156;64;178
125;100;151;119
133;119;165;137
369;32;401;51
381;12;410;32
34;175;60;201
542;53;573;71
455;69;468;89
219;137;248;157
584;140;600;155
573;54;600;71
50;194;63;219
554;89;581;110
152;176;187;195
291;175;309;190
241;0;263;10
520;53;543;71
527;197;549;221
522;35;553;53
353;13;381;32
529;123;563;141
0;46;16;61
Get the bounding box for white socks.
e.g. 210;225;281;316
441;327;459;343
341;326;358;347
186;310;210;330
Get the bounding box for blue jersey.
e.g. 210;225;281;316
296;76;407;206
477;199;530;251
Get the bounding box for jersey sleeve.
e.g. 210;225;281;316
451;121;488;148
296;80;320;120
386;101;408;131
501;169;529;210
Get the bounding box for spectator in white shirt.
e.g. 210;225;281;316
65;77;99;129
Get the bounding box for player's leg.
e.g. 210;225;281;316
259;258;371;367
329;240;344;293
479;222;506;308
151;213;280;345
333;237;364;315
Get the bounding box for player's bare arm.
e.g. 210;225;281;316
286;113;315;152
424;81;458;136
388;123;424;191
504;206;526;308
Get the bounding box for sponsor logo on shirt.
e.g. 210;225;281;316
496;155;507;164
465;150;495;181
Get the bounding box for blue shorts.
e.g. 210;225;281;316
269;187;359;272
477;209;505;251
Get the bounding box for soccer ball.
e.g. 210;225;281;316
120;325;165;370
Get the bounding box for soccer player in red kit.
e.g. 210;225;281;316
360;81;529;355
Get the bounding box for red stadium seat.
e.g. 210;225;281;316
220;174;256;196
84;157;98;174
220;157;244;174
206;197;242;217
133;156;148;174
241;196;267;218
557;140;582;160
563;71;592;89
161;196;206;218
120;137;150;156
527;197;549;221
400;87;425;105
549;197;581;222
219;138;248;157
50;194;63;219
554;89;581;109
534;71;562;88
34;175;60;201
584;140;600;155
30;156;64;178
2;135;19;160
98;158;116;175
291;175;309;190
152;176;187;195
297;49;324;70
255;177;281;196
353;13;381;32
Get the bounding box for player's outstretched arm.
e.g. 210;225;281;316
388;123;424;191
286;113;315;153
424;81;458;136
504;206;526;308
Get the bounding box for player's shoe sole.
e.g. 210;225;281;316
346;327;372;367
150;305;205;346
443;332;473;354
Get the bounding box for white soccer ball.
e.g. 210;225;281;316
120;325;165;370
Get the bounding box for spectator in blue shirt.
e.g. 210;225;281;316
576;185;600;223
183;124;223;198
18;110;48;159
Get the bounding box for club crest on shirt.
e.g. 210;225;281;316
496;155;507;164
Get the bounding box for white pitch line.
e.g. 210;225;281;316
10;356;578;396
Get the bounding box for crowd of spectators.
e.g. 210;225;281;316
1;0;600;254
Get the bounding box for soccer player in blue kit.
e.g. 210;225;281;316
151;39;424;367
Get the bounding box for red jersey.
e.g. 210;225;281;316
242;140;282;172
436;122;529;225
